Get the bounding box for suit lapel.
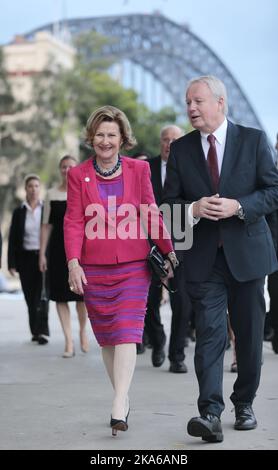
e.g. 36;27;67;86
81;156;133;206
152;157;163;198
219;121;241;192
19;206;26;248
121;157;133;204
81;158;102;205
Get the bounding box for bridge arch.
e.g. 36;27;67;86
26;13;263;130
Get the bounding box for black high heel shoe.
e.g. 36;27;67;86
110;417;128;436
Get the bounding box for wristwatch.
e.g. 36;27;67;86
236;203;245;220
167;251;179;269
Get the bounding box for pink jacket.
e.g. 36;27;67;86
64;156;173;265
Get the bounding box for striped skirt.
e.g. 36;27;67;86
82;260;151;346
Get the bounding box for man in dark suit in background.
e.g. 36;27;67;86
144;125;193;373
163;75;278;442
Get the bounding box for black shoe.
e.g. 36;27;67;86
169;361;188;373
31;336;39;342
136;343;145;354
234;404;257;430
151;347;166;367
37;335;48;345
187;413;223;442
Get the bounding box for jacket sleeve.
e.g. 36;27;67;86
8;210;18;270
238;131;278;223
63;167;85;261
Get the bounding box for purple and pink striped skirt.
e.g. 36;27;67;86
82;260;151;346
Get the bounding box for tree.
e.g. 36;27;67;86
0;48;28;218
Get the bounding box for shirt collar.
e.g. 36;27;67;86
22;200;43;211
201;118;228;145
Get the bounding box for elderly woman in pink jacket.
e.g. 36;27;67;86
64;105;178;436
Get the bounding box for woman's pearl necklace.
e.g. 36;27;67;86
93;155;121;177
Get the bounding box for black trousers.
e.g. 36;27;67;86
187;248;265;417
18;250;49;337
144;262;192;362
267;270;278;330
144;281;165;349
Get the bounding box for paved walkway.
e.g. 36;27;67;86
0;294;277;450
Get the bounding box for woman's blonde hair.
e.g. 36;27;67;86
86;105;137;150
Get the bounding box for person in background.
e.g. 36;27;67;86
144;125;193;373
39;156;89;358
0;227;2;269
64;105;176;436
131;152;149;160
266;133;278;354
163;75;278;443
8;174;49;344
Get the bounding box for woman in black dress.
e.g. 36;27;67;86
39;156;89;357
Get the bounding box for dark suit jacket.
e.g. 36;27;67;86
147;156;163;206
8;204;43;271
8;205;28;271
163;121;278;282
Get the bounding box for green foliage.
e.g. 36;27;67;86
1;30;184;200
0;48;14;115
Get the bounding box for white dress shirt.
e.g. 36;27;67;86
161;159;167;187
188;118;228;226
23;201;43;250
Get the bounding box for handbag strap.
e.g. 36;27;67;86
159;279;177;294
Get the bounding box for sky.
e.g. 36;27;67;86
0;0;277;145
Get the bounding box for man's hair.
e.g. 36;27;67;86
187;75;228;115
160;125;184;138
24;174;40;187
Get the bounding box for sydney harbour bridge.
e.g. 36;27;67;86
25;13;263;131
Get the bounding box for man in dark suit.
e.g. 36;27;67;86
163;76;278;442
144;125;193;373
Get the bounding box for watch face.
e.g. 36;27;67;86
238;207;244;219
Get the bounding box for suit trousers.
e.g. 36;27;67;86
18;250;49;337
144;263;192;361
187;248;265;417
144;281;166;349
168;265;192;362
267;270;278;330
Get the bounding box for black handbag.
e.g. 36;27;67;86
147;245;168;279
147;244;177;293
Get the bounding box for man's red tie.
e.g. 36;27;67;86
207;134;219;192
